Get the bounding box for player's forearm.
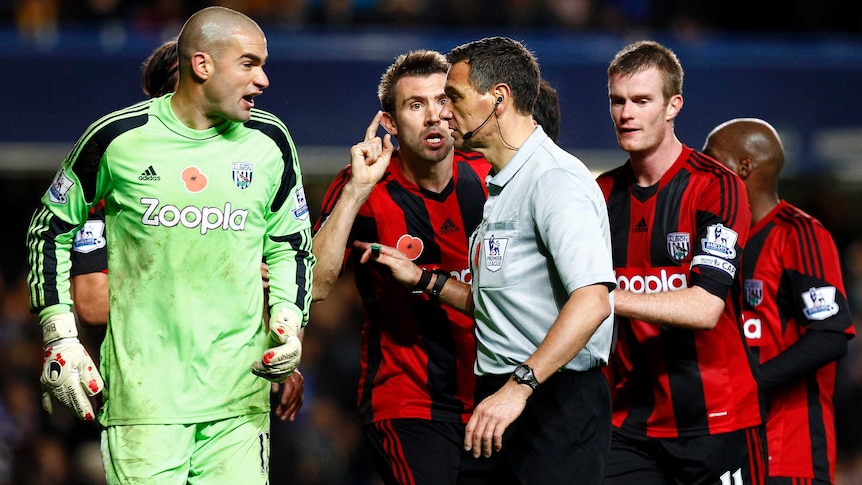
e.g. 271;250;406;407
526;284;610;383
27;211;76;313
266;228;314;325
71;272;109;326
614;285;723;330
429;273;474;315
759;329;848;390
311;184;367;302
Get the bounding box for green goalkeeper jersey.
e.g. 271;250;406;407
27;94;314;425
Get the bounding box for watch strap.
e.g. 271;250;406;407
429;271;449;299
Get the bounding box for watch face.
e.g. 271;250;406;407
513;365;537;388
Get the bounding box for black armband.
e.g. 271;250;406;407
412;269;433;292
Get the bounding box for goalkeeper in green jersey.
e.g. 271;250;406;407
26;6;314;483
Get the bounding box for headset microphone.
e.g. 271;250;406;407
463;96;503;141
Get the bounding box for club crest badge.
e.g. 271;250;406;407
801;286;840;321
702;224;738;259
666;232;690;262
744;279;763;307
48;168;75;204
484;234;508;272
232;162;253;190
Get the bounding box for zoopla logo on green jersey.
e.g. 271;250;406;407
140;197;247;235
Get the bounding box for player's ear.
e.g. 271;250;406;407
666;94;683;121
190;52;210;81
380;111;398;137
737;157;752;179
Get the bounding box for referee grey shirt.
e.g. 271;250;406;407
469;126;616;376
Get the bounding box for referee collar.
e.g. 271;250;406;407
486;126;548;194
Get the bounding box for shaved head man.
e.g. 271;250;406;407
705;118;855;484
177;6;264;57
27;6;314;483
172;6;270;129
703;118;784;222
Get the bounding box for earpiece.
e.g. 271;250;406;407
464;95;504;141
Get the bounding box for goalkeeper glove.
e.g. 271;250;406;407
40;312;104;421
252;310;302;383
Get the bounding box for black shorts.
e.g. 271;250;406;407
363;418;465;485
459;367;612;485
605;426;766;485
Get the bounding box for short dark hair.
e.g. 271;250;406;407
142;40;179;98
378;50;449;114
533;79;561;142
446;36;540;115
608;40;683;102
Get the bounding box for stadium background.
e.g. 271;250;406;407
1;1;862;483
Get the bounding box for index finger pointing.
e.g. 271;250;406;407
365;110;384;142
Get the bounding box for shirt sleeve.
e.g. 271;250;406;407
532;167;616;293
758;329;849;389
689;169;751;299
312;164;351;235
262;125;315;327
784;216;854;335
28;123;107;317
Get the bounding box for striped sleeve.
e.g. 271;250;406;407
249;110;316;327
27;101;150;315
779;207;853;334
687;153;751;297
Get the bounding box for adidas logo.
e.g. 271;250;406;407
634;217;648;233
139;165;161;181
439;218;459;234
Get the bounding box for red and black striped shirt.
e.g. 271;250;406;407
314;150;489;425
597;145;762;438
742;200;854;481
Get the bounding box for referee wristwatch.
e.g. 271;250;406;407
512;364;539;390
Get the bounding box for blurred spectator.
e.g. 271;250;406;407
378;0;426;24
546;0;595;29
307;0;362;26
128;0;186;35
505;0;545;27
14;0;58;40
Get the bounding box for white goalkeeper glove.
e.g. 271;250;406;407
252;310;302;383
40;312;104;421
